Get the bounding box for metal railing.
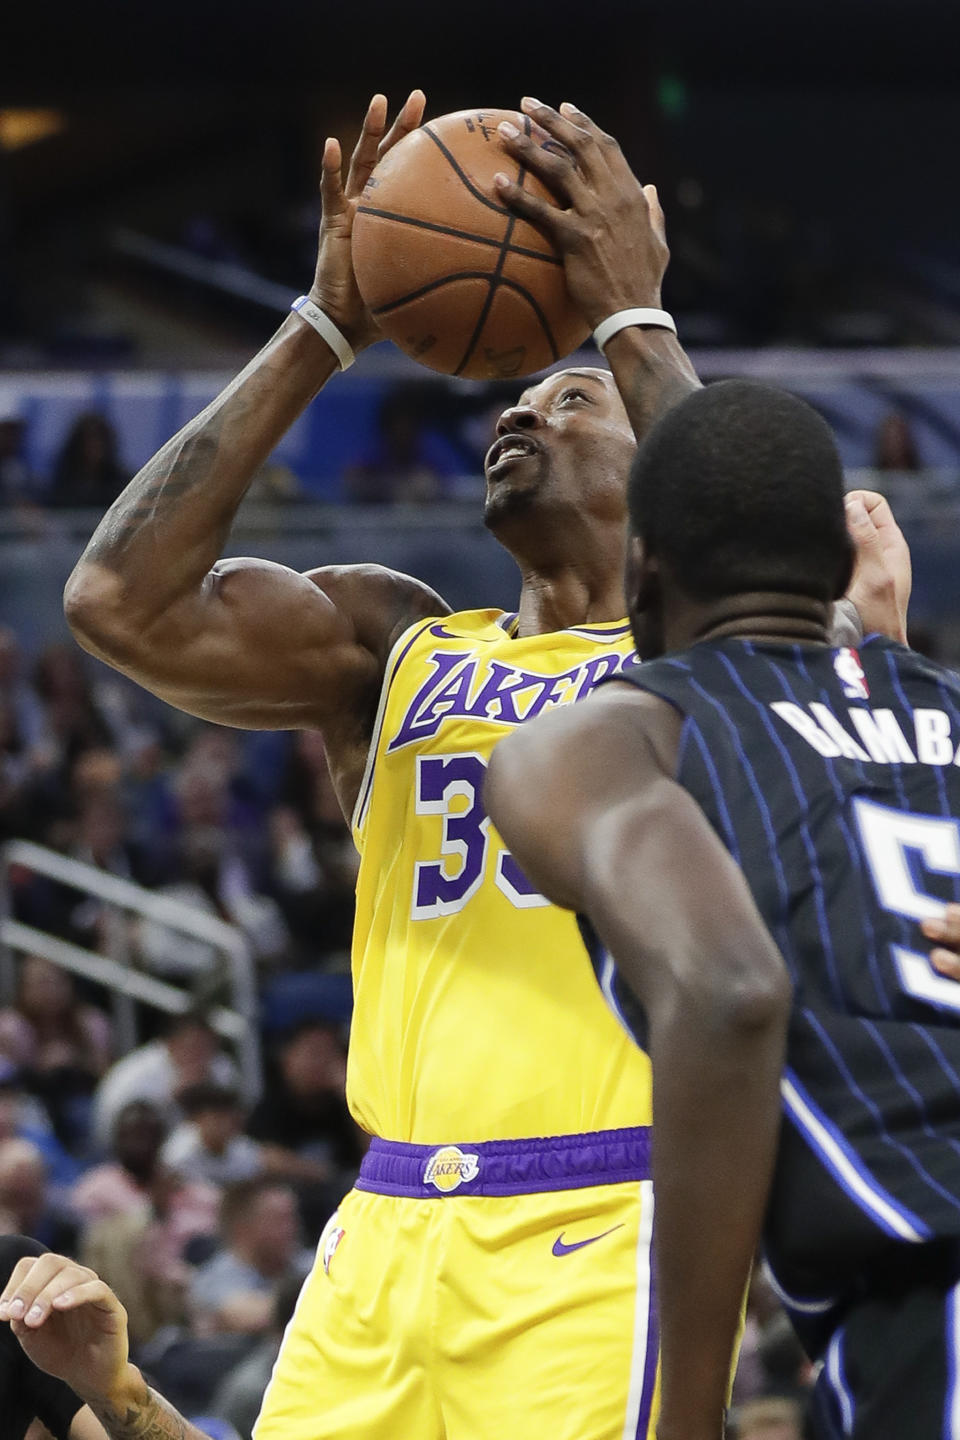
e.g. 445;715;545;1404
0;839;261;1102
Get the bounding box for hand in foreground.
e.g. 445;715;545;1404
923;906;960;981
844;489;911;645
493;97;669;330
309;89;426;350
0;1252;128;1404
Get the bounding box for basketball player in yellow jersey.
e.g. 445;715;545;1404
62;91;906;1440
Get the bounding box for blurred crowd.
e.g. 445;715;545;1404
0;621;365;1429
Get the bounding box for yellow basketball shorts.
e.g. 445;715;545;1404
253;1126;658;1440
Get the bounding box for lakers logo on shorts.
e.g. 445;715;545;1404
423;1145;480;1193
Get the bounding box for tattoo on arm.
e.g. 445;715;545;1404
85;425;226;567
74;316;337;619
87;1387;195;1440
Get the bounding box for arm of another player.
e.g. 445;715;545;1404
0;1253;206;1440
63;92;447;735
486;688;791;1440
494;98;701;441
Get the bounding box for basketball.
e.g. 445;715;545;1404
351;108;590;381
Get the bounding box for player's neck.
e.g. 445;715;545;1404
670;591;832;650
515;564;626;637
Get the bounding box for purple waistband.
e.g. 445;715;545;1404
355;1126;652;1198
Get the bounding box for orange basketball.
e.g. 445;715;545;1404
351;108;589;381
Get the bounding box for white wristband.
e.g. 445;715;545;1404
291;296;355;370
593;307;677;352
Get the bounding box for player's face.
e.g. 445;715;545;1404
483;368;636;533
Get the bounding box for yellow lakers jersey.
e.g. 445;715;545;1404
348;608;653;1143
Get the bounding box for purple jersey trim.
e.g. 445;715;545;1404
355;1125;652;1198
636;1218;659;1436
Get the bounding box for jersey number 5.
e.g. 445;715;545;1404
853;796;960;1015
412;753;548;919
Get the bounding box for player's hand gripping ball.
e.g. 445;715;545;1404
351;108;590;380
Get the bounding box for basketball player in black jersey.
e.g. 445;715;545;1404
487;379;960;1440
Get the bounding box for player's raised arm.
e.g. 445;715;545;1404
64;92;445;739
494;99;701;442
486;685;791;1440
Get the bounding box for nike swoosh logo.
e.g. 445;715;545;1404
429;622;500;643
552;1224;625;1257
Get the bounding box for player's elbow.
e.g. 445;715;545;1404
697;948;792;1042
726;963;792;1034
64;564;137;662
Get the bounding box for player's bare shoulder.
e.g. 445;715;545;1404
303;562;452;666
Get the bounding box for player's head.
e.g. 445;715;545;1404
483;367;635;551
626;379;854;656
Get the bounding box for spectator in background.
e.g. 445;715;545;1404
0;1137;78;1251
275;730;357;956
0;416;39;507
12;747;156;954
873;410;921;471
32;644;112;769
0;955;111;1078
190;1178;310;1337
136;727;288;976
0;628;49;839
120;723;182;873
0;627;45;754
162;1083;263;1189
0;1062;78;1189
0;955;111;1150
47;411;128;508
91;1011;239;1149
247;1020;364;1184
343;386;464;504
209;1272;305;1440
71;1099;169;1222
0;697;36;840
81;1156;220;1348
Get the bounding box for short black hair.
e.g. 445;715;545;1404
628;380;853;602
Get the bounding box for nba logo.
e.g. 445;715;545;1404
322;1225;345;1274
834;648;870;701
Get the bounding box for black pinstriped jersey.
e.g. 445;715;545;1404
582;636;960;1330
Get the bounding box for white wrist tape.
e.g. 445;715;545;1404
593;308;677;352
291;296;355;370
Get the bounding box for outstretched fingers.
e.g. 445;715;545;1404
643;183;666;243
376;88;427;164
320;136;348;226
344;93;389;200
